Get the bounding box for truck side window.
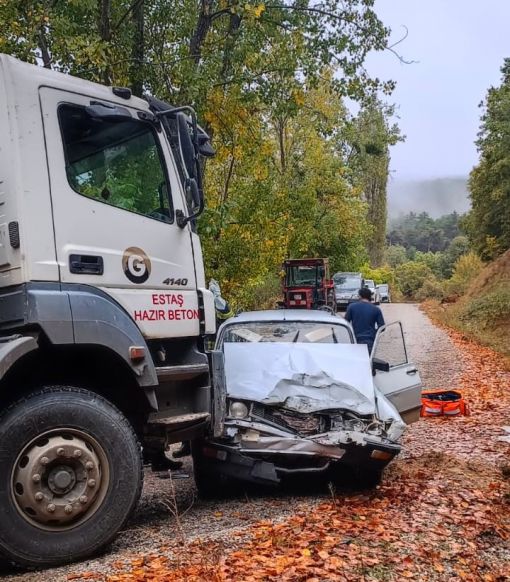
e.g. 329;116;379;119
58;105;173;223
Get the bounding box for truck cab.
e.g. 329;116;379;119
0;54;216;567
281;258;336;311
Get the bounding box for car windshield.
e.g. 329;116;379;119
365;280;375;289
285;265;321;287
219;321;352;347
378;284;388;292
333;275;361;290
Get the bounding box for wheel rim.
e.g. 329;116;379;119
11;429;110;531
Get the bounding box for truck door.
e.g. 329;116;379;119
39;88;200;339
371;322;422;424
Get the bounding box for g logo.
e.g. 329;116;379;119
122;247;151;284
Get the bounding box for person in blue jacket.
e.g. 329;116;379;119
345;287;385;354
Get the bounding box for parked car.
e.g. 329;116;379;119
364;279;381;304
377;284;391;303
333;272;364;311
193;310;422;496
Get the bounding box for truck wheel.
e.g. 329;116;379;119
0;387;143;568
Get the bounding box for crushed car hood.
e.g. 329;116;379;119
224;343;397;419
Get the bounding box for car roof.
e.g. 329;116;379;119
220;309;351;328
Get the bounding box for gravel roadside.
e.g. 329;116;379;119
0;303;467;582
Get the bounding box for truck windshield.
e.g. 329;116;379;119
219;321;352;346
286;265;321;287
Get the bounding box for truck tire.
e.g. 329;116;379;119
0;387;143;568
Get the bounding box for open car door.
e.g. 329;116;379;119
371;322;422;424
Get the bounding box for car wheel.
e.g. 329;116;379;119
0;387;143;568
191;440;234;499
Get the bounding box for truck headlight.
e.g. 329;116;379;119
229;401;249;419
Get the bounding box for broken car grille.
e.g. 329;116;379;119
251;403;323;436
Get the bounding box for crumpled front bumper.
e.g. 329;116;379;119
200;420;402;486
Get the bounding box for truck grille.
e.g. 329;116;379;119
251;403;322;436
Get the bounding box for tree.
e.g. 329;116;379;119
347;100;400;266
387;211;462;253
384;244;407;267
395;261;434;298
467;59;510;259
439;235;470;278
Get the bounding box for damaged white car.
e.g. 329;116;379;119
193;310;422;496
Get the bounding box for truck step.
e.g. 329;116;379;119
155;363;209;381
146;412;210;442
148;412;210;426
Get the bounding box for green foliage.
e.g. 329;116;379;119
444;252;484;296
415;278;445;302
360;263;395;286
384;244;407;267
387;211;463;253
413;251;443;278
394;261;434;298
466;59;510;258
459;286;510;329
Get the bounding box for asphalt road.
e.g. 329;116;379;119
1;303;463;582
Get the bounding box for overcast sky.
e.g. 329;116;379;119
366;0;509;180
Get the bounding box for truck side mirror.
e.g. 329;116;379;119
187;177;201;207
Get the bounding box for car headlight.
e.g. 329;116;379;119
366;422;384;436
351;293;359;299
347;419;366;432
229;401;249;419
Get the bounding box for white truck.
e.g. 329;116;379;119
0;54;219;567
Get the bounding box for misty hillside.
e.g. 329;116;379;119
387;177;470;218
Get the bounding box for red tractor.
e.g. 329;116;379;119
281;258;337;312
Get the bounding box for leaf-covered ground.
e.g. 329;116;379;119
68;318;510;582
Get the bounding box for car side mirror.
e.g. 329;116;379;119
372;357;390;375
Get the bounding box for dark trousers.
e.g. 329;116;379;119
357;338;374;354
